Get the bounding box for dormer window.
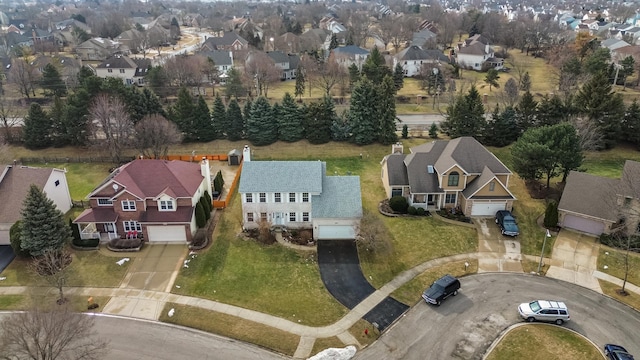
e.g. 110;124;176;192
448;172;459;186
122;200;136;211
159;200;175;211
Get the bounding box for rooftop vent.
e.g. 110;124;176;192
427;165;434;174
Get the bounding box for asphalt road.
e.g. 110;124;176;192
396;114;444;130
354;273;640;360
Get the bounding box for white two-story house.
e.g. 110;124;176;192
238;147;362;240
95;55;151;86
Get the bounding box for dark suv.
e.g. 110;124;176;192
495;210;520;236
422;274;461;306
605;344;635;360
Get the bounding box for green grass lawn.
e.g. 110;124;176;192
597;247;640;286
0;294;111;312
486;324;603;360
21;162;114;200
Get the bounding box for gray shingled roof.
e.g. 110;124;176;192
312;176;362;219
385;154;409;186
239;161;324;193
434;137;511;175
462;166;513;199
558;171;618;221
405;142;447;193
0;165;53;224
97;55;137;69
267;51;289;64
457;42;487;55
200;50;233;66
333;45;369;55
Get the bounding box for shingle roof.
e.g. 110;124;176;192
433;137;511;175
457;42;488;55
312;176;362;218
96;55;137;69
200;50;233;66
404;142;447;193
333;45;369;55
203;31;248;48
462;166;513;199
396;45;449;62
385;154;409;186
558;171;618;222
0;165;54;224
267;51;290;64
239;161;324;193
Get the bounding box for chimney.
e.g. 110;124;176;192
243;145;251;162
201;158;213;197
391;142;404;154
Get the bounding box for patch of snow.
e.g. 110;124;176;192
116;258;130;266
168;308;175;317
307;346;356;360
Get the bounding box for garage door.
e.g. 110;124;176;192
317;226;355;240
0;230;10;245
562;215;605;235
147;225;187;242
470;202;506;217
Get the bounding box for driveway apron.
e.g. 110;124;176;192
317;240;408;331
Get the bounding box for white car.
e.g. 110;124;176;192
518;300;570;325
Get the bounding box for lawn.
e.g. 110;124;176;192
486;324;603;360
597;247;640;287
599;280;640;310
0;294;111;312
22;162;114;201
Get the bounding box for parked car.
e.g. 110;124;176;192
422;274;460;306
605;344;635;360
518;300;570;325
495;210;520;236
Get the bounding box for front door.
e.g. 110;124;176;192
273;213;284;226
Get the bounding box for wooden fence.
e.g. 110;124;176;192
213;162;242;209
21;154;230;165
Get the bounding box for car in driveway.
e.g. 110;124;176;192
518;300;570;324
605;344;635;360
422;274;460;306
495;210;520;236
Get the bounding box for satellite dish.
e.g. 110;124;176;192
112;184;119;191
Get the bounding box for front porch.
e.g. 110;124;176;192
74;207;120;242
409;193;441;211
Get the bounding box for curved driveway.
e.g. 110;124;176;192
354;273;640;360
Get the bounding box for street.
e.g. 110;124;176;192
396;114;443;131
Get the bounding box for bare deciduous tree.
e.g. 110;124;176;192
379;15;419;52
164;55;207;92
0;95;20;144
356;209;393;255
347;13;374;47
310;56;345;97
0;305;109;360
244;51;280;97
29;248;73;305
9;52;40;99
134;114;182;159
89;94;134;163
569;116;604;151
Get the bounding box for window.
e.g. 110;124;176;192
391;188;402;197
122;200;136;211
107;68;113;73
247;213;254;222
448;172;459;186
289;193;296;202
275;193;281;203
246;193;253;203
445;193;456;204
260;212;267;221
54;180;60;186
302;212;309;221
119;69;125;73
159;200;174;211
259;193;266;203
123;221;141;232
289;212;296;221
302;193;309;202
489;182;495;192
97;198;113;206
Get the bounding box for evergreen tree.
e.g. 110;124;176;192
331;112;351;141
361;47;391;84
294;65;305;101
349;78;378;145
393;63;405;91
194;96;215;141
211;95;227;139
484;69;500;91
622;99;640;147
402;124;409;139
195;202;206;228
440;86;486;139
147;66;171;98
536;94;566;127
138;87;165;120
227;98;244;141
484;105;519;147
329;33;338;50
278;93;304;142
172;87;196;142
246;97;278;146
377;75;398;145
520;71;531;92
429;123;438;138
304;95;335;144
20;185;71;256
23;103;52;149
574;71;624;149
544;201;559;228
62;88;92;146
49;96;67;147
225;67;246;98
40;63;67;98
348;63;360;90
515;91;538;134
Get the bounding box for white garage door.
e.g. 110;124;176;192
0;230;10;245
317;226;355;240
562;215;605;235
147;225;187;242
470;202;507;217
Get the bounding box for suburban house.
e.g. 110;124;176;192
332;45;369;70
76;37;123;61
0;32;33;54
198;50;234;80
0;165;72;245
602;38;631;52
455;34;503;71
411;29;437;49
238;147;362;240
380;138;516;216
299;28;331;53
201;31;248;52
32;54;82;87
266;51;299;80
74;159;213;243
558;160;640;236
95;55;151;86
274;32;301;54
394;45;450;77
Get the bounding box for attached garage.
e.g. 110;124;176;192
470;201;507;217
147;225;187;242
0;230;9;245
561;215;605;236
317;225;356;240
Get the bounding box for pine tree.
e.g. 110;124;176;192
622;99;640;147
536;94;566;127
484;105;519;147
393;63;405;92
246;97;278;146
23;103;52;149
520;71;531;92
279;93;304;142
544;201;559;228
349;78;378;145
484;69;500;91
40;63;67;98
242;99;253;137
361;47;391;84
147;66;171;98
377;75;398;145
515;91;538;134
294;65;305;101
138;87;165;119
329;33;338;50
227;98;244;141
348;63;360;90
195;202;206;228
440;86;486;139
211;95;227;139
304;95;335;144
63;88;91;146
331;112;351;141
49;96;67;147
172;87;195;142
193;96;215;142
225;67;246;98
428;123;438;139
402;124;409;139
20;185;71;256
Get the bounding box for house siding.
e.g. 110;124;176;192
440;165;465;191
42;169;72;214
474;181;510;196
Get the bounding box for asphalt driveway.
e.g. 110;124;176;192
0;245;16;274
317;240;409;331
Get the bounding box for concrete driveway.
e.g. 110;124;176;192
545;230;601;293
475;218;523;273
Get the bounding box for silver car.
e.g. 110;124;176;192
518;300;570;325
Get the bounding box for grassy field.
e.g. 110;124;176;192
0;294;111;312
597;247;640;287
486;324;603;360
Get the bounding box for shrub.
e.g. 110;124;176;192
72;238;99;248
199;196;211;220
213;170;225;192
416;207;426;216
402;124;408;139
599;234;640;252
257;220;275;244
191;229;208;247
195;202;206;228
407;206;417;215
9;221;30;257
109;238;142;249
543;201;559;228
389;196;408;213
69;218;81;242
203;191;213;212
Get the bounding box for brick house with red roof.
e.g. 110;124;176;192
73;159;212;242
